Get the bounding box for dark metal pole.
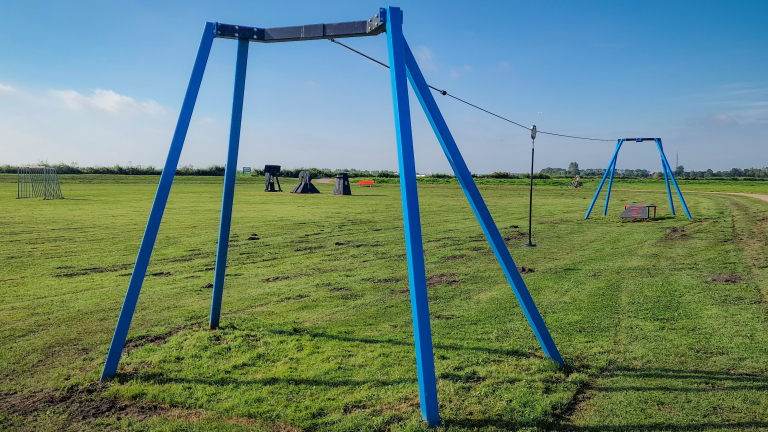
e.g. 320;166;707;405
524;126;536;247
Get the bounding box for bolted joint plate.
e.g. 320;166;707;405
215;9;386;43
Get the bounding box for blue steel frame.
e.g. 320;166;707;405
100;7;563;427
585;138;691;219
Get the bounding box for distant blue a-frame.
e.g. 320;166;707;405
585;138;692;219
99;7;563;427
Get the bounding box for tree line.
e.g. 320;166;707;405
3;161;767;180
539;162;768;179
0;163;398;178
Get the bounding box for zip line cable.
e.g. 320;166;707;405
330;38;614;142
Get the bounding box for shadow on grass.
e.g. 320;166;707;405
264;327;535;359
591;366;768;392
549;366;768;431
117;372;416;388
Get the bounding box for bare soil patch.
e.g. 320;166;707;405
264;276;289;283
149;272;172;277
55;264;133;278
444;254;469;261
518;266;535;274
0;382;202;424
427;273;459;287
201;283;213;289
711;273;744;283
124;325;193;352
664;227;687;240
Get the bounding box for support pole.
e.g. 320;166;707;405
210;38;249;329
386;7;439;427
404;40;564;366
658;141;675;215
602;147;619;216
656;139;691;219
524;129;536;247
585;139;623;219
101;22;216;381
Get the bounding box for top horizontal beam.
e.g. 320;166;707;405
623;138;660;142
215;9;387;43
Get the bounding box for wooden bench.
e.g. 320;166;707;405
358;180;375;187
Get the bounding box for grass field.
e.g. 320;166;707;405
1;175;768;431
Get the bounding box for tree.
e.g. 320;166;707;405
567;162;580;176
675;165;684;176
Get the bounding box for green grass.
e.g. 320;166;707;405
1;176;767;431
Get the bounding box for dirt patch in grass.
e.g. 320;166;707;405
0;382;201;424
664;227;687;240
518;266;535;274
334;241;351;246
504;231;527;242
295;245;325;252
201;283;213;289
369;278;401;285
123;325;197;352
390;289;410;294
55;264;133;277
149;272;172;277
168;257;196;263
444;254;469;261
711;273;744;283
427;273;459;287
264;276;289;283
329;288;350;293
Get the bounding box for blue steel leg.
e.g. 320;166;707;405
386;8;439;427
602;151;619;216
101;22;216;381
585;140;623;219
656;139;691;219
210;39;249;329
657;141;675;215
404;40;564;367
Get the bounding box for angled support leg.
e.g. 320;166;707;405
585;139;623;219
101;22;216;380
210;39;249;329
656;139;691;219
603;146;621;216
403;40;564;368
657;141;675;215
386;7;439;428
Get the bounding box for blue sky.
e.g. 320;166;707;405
1;0;766;174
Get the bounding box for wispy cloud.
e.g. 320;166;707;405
449;65;473;79
413;45;436;72
0;83;14;93
50;89;165;116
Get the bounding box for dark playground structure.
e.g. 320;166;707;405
264;164;282;192
334;173;351;195
291;170;320;194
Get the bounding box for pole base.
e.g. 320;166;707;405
523;242;537;247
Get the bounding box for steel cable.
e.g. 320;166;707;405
330;38;614;142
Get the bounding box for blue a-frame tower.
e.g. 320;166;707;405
100;7;563;426
585;138;692;219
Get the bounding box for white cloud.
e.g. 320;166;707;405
450;70;459;78
50;89;165;116
0;83;13;93
413;45;436;72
